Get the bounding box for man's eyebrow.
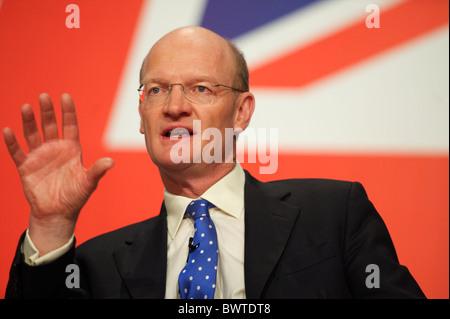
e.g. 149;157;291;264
140;77;169;85
188;77;218;84
141;77;218;85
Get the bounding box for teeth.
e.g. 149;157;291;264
168;128;190;137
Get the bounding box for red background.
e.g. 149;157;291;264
0;0;448;298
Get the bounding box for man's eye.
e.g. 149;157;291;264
195;86;211;94
149;87;161;95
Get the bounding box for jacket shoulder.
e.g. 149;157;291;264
267;178;355;190
265;177;367;201
76;214;162;255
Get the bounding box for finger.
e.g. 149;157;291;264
39;93;59;141
2;127;28;167
61;93;80;143
21;103;42;151
86;157;115;187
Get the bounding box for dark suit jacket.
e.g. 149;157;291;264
5;171;425;298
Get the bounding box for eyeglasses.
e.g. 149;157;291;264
137;82;245;107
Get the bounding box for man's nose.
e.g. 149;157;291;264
163;84;192;118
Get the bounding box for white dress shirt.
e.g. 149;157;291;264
164;162;246;298
23;163;246;299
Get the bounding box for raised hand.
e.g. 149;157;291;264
2;93;114;255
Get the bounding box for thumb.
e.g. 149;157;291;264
87;157;115;185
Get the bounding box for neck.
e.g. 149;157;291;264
159;162;236;198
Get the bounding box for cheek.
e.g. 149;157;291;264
140;109;158;132
203;103;237;130
140;112;161;152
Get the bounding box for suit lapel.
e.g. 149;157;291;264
244;171;301;299
109;172;300;299
112;204;168;298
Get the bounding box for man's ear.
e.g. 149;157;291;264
233;92;255;132
139;103;145;134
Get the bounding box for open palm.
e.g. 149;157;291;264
3;93;113;253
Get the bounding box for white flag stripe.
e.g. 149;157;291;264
104;0;448;155
235;0;405;70
247;26;449;154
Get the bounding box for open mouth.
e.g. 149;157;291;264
163;127;194;139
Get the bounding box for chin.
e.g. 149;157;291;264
150;154;193;171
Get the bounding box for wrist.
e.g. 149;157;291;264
28;214;76;256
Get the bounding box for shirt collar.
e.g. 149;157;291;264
164;163;245;239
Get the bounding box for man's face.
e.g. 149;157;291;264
139;29;250;172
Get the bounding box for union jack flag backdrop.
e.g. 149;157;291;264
0;0;448;298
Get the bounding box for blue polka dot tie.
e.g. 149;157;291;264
178;199;218;299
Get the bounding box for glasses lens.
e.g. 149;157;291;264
184;84;214;105
139;83;220;106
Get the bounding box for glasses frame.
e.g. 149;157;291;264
137;82;245;104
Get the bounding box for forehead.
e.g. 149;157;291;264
143;32;235;84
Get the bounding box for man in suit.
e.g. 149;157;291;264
4;26;425;299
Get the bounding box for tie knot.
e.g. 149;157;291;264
185;199;215;221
